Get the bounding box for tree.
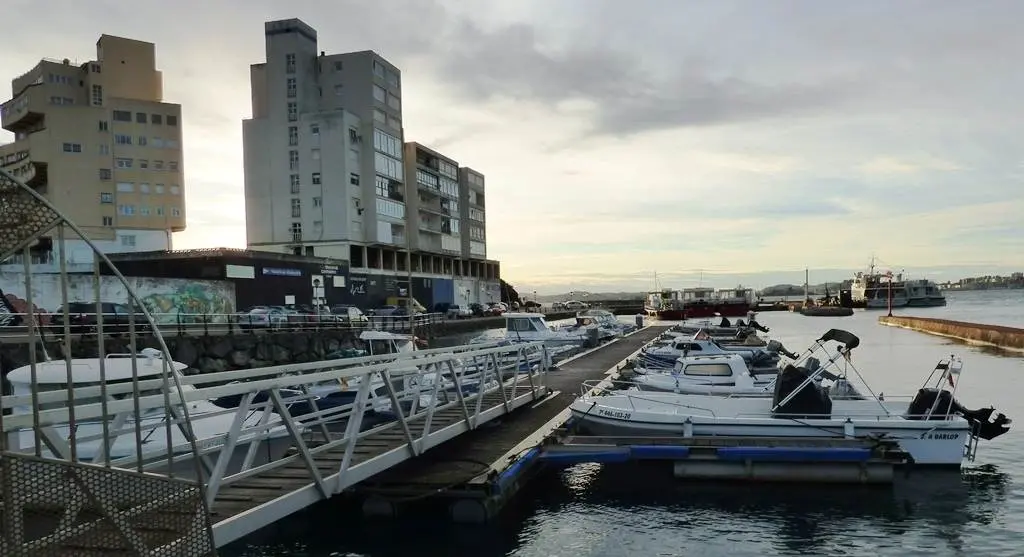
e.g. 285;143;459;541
500;279;521;304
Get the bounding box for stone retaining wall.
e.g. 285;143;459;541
879;316;1024;351
0;330;362;377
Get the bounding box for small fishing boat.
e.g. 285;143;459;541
471;313;592;348
635;333;785;373
569;330;1011;466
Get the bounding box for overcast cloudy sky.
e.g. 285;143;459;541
2;0;1022;293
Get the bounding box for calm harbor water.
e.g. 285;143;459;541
224;289;1024;557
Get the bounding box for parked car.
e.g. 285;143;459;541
236;306;291;329
49;302;151;334
468;303;486;317
446;305;472;319
485;302;506;316
369;305;400;317
330;305;369;327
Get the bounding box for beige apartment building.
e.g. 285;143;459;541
0;35;185;268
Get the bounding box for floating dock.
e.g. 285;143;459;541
349;325;671;521
538;435;907;484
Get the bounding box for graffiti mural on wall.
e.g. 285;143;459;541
0;272;236;325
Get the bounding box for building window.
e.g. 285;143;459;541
138;136;148;146
170;185;180;195
373;109;386;124
115;158;132;169
99;144;109;155
166;139;179;148
291;198;301;218
287;102;297;122
171;207;181;217
99;169;112;180
350;173;360;185
438;160;458;179
102;216;113;226
116;182;134;193
139;206;151;216
372;84;386;103
375;176;387;197
373;128;401;158
156;206;165;215
155;184;165;194
91;63;101;74
49;96;74;105
135;112;147;124
310;123;319;135
91;85;103;106
169;161;178;171
112;110;131;122
388;114;402;131
151;137;163;147
167;115;178;126
386;70;400;88
334;84;343;96
151;114;163;125
287;78;297;98
291;182;300;194
139;183;150;193
469;207;485;222
387;93;401;110
98;120;109;132
440;177;459;197
288;126;298;145
372;60;385;78
312;172;321;185
289;150;299;171
114;134;132;145
139;159;148;169
62;142;82;153
99;192;113;204
374;152;402;180
117;204;135;216
154;160;164;170
286;53;296;73
311;149;320;160
290;174;300;187
313;197;322;207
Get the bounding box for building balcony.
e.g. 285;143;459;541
1;91;45;133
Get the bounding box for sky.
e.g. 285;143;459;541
2;0;1023;294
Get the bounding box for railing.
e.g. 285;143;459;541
0;311;462;339
0;340;550;549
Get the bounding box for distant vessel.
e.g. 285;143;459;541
851;259;946;309
645;286;754;319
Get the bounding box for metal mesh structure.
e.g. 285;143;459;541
0;168;216;555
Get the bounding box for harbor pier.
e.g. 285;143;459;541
880;315;1024;352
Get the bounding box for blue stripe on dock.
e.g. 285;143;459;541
539;448;631;465
629;445;691;459
715;447;872;462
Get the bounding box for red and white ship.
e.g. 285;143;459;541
645;286;754;319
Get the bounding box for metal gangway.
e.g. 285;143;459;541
0;168;552;555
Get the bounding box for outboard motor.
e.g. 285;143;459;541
906;388;1011;441
764;340;799;360
719;317;731;327
748;319;770;333
772;364;832;419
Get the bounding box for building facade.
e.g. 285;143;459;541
242;18;502;309
459;167;487;259
0;35;185;271
404;142;463;257
243;19;406;260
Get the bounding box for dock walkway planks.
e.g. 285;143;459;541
356;325;671;493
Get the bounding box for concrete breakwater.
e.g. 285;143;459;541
879;316;1024;352
0;329;363;376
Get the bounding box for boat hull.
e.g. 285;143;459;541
569;410;967;466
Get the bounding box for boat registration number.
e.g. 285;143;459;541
597;409;632;420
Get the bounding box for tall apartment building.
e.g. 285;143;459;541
404;142;463;256
0;35;185;268
244;19;407;260
459;167;487;259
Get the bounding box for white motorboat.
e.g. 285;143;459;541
5;348;295;479
578;309;636;337
636;333;784;373
472;313;591;348
632;353;775;395
570;329;1011;466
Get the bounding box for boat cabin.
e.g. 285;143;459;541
359;330;417;356
717;287;754;304
681;288;716;303
671;354;753;384
504;313;552;334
